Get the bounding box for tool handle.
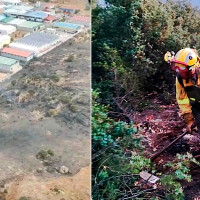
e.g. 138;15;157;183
150;131;188;161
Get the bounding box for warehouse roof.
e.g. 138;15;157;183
54;22;81;30
8;18;26;25
44;15;56;21
14;32;59;48
11;5;33;11
4;8;27;15
1;16;14;23
2;0;21;3
25;11;48;19
0;24;16;31
59;6;78;11
18;21;43;28
0;15;7;21
69;15;91;22
2;47;33;58
0;56;18;66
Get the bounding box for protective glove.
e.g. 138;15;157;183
183;113;194;133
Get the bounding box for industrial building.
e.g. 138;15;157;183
0;56;21;73
7;18;26;26
69;15;91;27
0;24;16;34
1;0;21;6
0;35;10;48
3;5;33;18
58;6;79;13
3;7;48;22
17;21;44;32
53;22;82;33
0;14;6;21
10;32;60;55
25;11;48;22
44;15;56;23
0;16;14;24
1;47;34;62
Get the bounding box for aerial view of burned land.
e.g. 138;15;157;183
0;0;90;199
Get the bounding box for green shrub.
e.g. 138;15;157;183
50;74;60;82
65;54;76;62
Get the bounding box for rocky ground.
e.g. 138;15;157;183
0;31;91;200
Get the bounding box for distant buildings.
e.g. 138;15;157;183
25;11;48;22
1;47;34;62
17;21;44;32
10;32;60;55
69;15;91;27
0;35;10;48
0;24;16;34
0;56;21;73
58;6;79;14
1;0;21;6
53;22;82;33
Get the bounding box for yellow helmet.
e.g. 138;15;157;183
174;48;198;69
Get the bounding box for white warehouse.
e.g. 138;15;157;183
1;0;21;5
0;56;22;73
0;24;16;35
0;35;10;48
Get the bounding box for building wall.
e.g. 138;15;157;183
1;52;34;62
17;24;45;32
0;37;10;48
0;62;20;73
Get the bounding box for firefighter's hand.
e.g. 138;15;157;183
186;122;194;133
183;113;194;133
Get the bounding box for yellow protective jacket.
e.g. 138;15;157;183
176;74;200;116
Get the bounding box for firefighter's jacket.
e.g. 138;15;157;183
176;74;200;116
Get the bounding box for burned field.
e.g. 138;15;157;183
0;31;90;185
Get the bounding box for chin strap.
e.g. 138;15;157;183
190;72;198;84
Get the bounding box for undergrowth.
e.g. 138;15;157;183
92;91;200;200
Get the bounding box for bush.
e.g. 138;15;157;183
36;149;54;160
60;95;71;104
69;104;78;113
65;54;76;62
50;74;60;82
11;80;17;86
46;109;59;117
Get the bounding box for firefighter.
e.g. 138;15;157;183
164;48;200;133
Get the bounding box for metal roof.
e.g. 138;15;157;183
25;11;48;19
8;18;26;25
0;24;16;31
1;16;14;23
54;22;81;30
69;15;91;22
2;47;33;58
0;56;18;66
0;14;7;21
1;0;21;3
14;32;59;48
18;21;43;29
10;5;33;11
4;8;27;15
